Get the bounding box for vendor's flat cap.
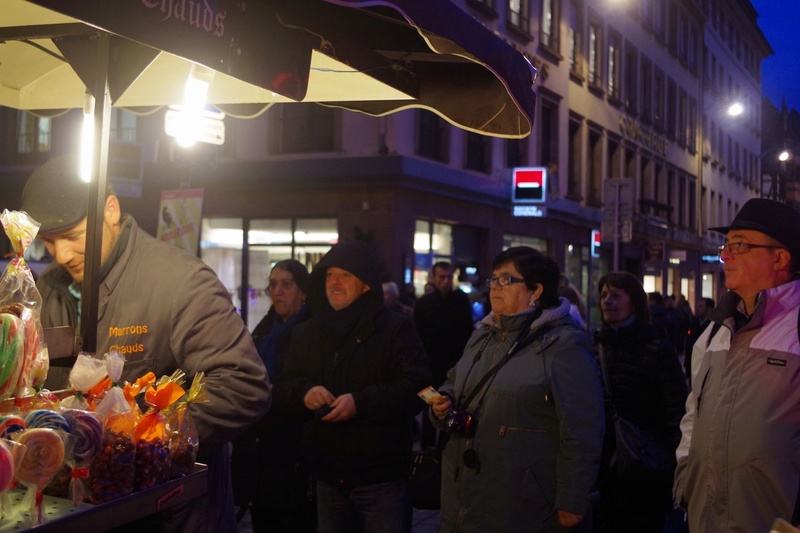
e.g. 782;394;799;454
20;155;88;234
710;198;800;258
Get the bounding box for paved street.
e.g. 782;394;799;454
236;507;440;532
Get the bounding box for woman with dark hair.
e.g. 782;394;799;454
231;259;315;532
593;272;687;533
430;246;605;532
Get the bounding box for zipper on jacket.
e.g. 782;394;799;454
696;367;712;416
499;425;548;436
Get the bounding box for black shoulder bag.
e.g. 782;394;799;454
597;343;674;474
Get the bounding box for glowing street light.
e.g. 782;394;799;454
727;101;744;117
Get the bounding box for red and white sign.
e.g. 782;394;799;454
591;230;601;258
512;167;547;203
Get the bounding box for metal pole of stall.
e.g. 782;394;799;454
81;33;113;355
614;180;620;273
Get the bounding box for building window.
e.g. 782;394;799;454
569;1;583;77
416;110;449;163
568;117;583;200
678;13;689;64
503;234;548;253
201;217;337;329
668;1;679;55
677;90;687;146
110;109;137;143
588;22;602;88
15;111;51;155
641;0;655;31
666;79;677;139
272;103;336;154
540;98;559;169
587;127;603;205
508;0;529;33
654;69;665;131
624;44;638;113
465;132;492;174
655;0;667;43
688;98;697;153
468;0;495;9
506;138;527;168
607;32;621;102
641;58;653;123
541;0;559;52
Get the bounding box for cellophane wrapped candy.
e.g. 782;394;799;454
0;437;26;519
62;410;103;505
133;370;185;491
88;351;136;503
167;371;207;478
59;353;109;411
0;210;47;398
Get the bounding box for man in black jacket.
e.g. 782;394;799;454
413;262;473;446
275;241;431;533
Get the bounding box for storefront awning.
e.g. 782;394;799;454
1;0;536;138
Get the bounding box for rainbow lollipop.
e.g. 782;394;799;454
63;411;103;466
23;410;70;433
0;440;13;491
0;415;26;439
15;428;65;488
0;314;24;401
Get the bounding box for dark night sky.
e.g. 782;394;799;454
750;0;800;112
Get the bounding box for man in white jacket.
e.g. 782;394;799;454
674;198;800;532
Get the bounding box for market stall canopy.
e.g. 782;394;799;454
2;0;537;354
1;0;537;138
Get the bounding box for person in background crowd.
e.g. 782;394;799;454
675;199;800;532
558;283;587;330
232;260;314;533
559;274;588;324
20;155;270;533
648;292;680;348
683;297;715;383
431;247;605;532
400;283;418;308
594;272;687;533
382;281;413;316
274;241;431;533
413;262;474;447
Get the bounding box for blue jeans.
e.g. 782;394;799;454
316;479;412;533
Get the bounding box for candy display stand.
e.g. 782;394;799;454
0;463;207;532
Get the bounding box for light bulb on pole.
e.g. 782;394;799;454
176;63;215;148
80;92;95;183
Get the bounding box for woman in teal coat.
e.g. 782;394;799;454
431;247;605;532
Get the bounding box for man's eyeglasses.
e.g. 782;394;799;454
717;241;782;256
485;275;525;288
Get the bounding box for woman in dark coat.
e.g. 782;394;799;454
431;247;605;532
231;259;314;533
593;272;688;533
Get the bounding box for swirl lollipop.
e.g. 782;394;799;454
63;411;102;467
62;410;103;505
0;414;26;438
15;428;65;525
24;410;70;433
0;437;25;519
0;440;13;491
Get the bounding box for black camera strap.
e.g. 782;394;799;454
460;311;553;411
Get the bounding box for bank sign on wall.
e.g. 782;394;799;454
512;167;547;217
